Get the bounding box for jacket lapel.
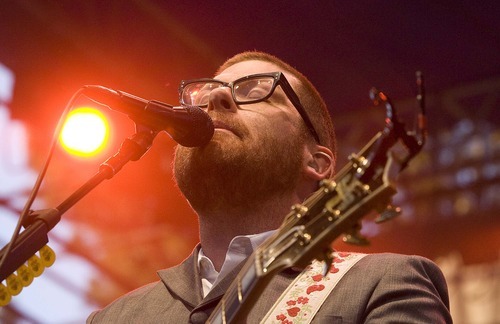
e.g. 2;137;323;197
157;245;203;308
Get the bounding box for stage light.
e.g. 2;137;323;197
60;107;109;157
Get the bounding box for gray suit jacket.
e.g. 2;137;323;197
87;248;452;323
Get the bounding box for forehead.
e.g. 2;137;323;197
215;60;299;86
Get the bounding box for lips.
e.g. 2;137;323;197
212;120;240;137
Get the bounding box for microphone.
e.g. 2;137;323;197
81;85;214;147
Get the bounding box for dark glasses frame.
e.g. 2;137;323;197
179;72;320;143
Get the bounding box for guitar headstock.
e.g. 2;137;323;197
255;81;427;277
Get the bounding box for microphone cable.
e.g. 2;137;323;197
0;87;85;273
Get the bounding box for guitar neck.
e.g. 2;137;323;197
206;187;338;323
204;83;426;323
207;253;275;324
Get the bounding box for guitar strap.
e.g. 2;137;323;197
261;252;366;324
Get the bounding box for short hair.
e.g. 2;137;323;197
216;51;336;160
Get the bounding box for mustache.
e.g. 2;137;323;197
208;112;248;138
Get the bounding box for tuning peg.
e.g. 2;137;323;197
0;282;11;306
291;204;309;219
320;179;337;192
17;264;34;287
343;223;370;246
321;248;334;277
39;245;56;267
28;254;45;277
6;273;23;296
343;230;370;246
375;205;401;223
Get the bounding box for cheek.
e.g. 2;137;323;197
246;109;301;143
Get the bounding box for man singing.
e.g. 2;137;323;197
87;51;452;323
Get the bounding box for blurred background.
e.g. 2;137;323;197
0;1;498;323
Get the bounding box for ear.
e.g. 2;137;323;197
304;146;335;181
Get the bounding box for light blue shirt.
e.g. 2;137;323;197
197;230;275;297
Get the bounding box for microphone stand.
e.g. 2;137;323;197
0;126;158;282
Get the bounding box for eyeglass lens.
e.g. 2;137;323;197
182;76;276;106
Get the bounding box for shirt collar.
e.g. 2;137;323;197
197;230;275;297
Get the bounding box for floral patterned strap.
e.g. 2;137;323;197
261;252;366;324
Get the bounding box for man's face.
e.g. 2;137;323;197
173;60;309;215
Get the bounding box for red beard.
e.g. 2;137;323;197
173;116;306;216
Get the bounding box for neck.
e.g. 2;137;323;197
197;194;298;271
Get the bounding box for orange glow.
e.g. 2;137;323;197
60;107;109;157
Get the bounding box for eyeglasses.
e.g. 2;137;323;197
179;72;320;143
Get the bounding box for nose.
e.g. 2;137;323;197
207;87;238;112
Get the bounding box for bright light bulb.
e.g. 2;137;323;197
60;107;109;157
